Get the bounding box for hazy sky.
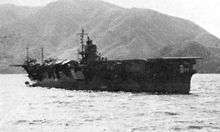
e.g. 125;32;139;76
0;0;220;38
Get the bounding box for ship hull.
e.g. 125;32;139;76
27;58;198;94
30;77;192;94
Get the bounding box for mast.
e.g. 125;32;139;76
26;47;29;62
77;28;88;60
41;47;44;64
80;29;85;52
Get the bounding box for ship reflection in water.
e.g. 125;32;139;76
0;74;220;132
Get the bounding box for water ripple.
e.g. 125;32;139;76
0;74;220;132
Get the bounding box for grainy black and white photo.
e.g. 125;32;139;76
0;0;219;131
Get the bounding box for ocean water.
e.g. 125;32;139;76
0;74;219;132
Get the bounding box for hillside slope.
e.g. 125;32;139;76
0;0;220;73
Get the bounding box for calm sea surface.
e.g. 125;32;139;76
0;74;219;132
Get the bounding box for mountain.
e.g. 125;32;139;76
0;4;40;27
0;0;220;73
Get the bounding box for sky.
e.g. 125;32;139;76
0;0;220;38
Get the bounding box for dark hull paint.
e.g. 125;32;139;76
30;77;192;94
